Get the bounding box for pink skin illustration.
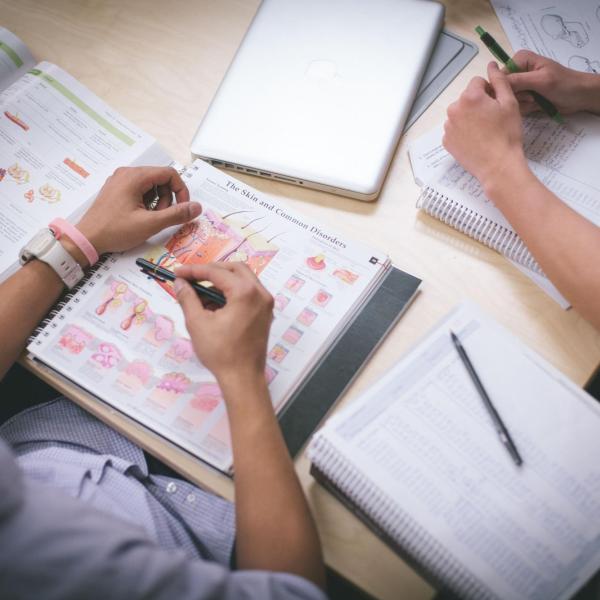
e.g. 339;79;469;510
144;315;174;345
177;383;223;429
312;289;332;307
96;281;128;315
58;325;93;354
285;275;305;294
274;294;290;312
268;344;289;364
282;326;303;345
297;308;317;327
265;365;278;384
120;299;149;330
166;338;194;363
306;254;326;270
148;372;191;410
116;360;153;393
332;268;359;284
91;342;123;369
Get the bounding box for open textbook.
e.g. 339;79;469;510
409;111;600;308
0;27;170;280
27;161;402;472
491;0;600;73
308;301;600;600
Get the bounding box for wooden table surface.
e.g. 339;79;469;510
5;1;600;599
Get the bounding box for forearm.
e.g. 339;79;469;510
221;372;325;589
485;161;600;328
0;260;64;379
577;72;600;114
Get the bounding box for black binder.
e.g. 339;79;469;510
279;266;421;458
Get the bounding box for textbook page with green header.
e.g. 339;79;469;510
0;29;171;280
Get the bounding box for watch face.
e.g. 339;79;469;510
28;228;56;255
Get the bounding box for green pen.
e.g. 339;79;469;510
475;25;564;124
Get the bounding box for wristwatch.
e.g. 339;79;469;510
19;228;85;289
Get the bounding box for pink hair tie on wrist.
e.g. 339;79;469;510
49;217;99;266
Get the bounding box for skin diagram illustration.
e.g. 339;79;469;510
145;209;281;297
569;55;600;72
541;14;589;48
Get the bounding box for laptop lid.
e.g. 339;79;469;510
191;0;444;201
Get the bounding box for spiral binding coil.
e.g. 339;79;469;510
28;254;120;347
309;435;496;600
417;186;543;275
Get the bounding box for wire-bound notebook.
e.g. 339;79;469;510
410;112;600;282
307;302;600;600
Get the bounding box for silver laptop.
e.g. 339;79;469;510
191;0;444;201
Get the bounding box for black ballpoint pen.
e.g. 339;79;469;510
450;330;523;467
136;258;226;306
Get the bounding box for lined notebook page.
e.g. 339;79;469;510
308;302;600;600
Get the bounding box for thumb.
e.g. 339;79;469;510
174;277;206;331
487;62;516;104
155;201;202;229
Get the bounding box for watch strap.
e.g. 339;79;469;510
49;217;99;266
38;234;85;289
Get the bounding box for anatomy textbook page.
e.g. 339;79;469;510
0;27;35;90
491;0;600;72
311;302;600;600
0;60;170;279
29;160;389;472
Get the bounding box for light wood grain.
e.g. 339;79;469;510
6;1;600;598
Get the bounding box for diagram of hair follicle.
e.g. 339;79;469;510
144;208;282;297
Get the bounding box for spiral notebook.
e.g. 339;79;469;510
408;112;600;298
307;302;600;600
26;159;421;474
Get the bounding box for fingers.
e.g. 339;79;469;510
136;167;191;204
151;200;202;229
487;62;517;105
173;278;206;331
175;263;239;294
511;49;539;72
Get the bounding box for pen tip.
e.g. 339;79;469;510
449;330;458;342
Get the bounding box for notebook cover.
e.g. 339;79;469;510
279;266;421;457
404;29;478;132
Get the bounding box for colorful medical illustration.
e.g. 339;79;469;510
148;372;192;410
297;307;318;327
177;383;223;429
96;281;128;315
166;338;195;364
116;360;153;393
39;183;62;204
285;275;305;293
0;168;6;182
4;111;29;131
144;209;280;298
282;325;303;345
63;157;89;178
91;342;122;369
268;344;289;363
541;14;589;48
312;289;332;307
332;268;359;285
265;365;278;384
274;293;291;312
306;254;326;270
24;189;34;202
120;299;149;330
145;315;174;345
58;325;93;354
7;163;29;184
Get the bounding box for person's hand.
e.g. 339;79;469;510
507;50;600;115
443;62;527;190
75;166;201;261
174;262;274;388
